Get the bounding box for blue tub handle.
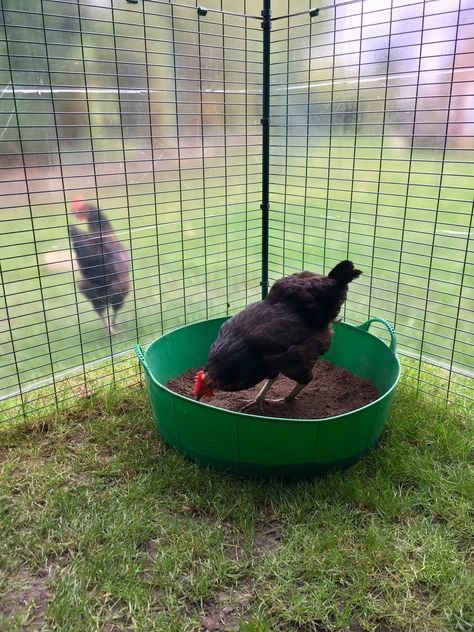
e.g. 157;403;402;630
356;317;397;354
134;343;152;377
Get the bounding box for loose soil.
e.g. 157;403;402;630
166;360;379;419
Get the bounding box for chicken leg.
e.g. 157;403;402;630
239;377;277;413
267;381;307;404
110;311;119;335
240;379;309;412
100;311;116;336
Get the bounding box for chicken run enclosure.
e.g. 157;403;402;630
0;0;473;424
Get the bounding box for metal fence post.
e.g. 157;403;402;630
260;0;271;299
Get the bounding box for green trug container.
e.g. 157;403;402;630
135;316;400;478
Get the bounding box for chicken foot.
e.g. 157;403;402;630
239;377;277;413
100;311;117;336
240;379;308;412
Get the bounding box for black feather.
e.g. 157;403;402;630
328;260;362;285
203;260;362;392
69;207;130;316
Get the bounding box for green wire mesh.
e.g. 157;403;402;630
0;0;472;423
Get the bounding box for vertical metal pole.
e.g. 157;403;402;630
260;0;271;298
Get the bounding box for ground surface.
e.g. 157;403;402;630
0;382;472;631
167;360;380;418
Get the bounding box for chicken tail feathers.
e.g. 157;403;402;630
328;260;362;285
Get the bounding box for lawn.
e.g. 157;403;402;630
0;364;472;631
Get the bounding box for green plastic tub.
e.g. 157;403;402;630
134;316;400;478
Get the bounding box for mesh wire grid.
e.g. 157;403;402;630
269;0;473;406
0;0;472;423
0;0;263;421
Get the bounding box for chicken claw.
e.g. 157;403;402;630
239;377;277;413
239;380;308;412
266;382;307;405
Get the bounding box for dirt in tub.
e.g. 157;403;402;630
166;360;380;419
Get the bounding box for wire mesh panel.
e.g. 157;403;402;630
0;0;472;423
269;0;473;406
0;0;262;422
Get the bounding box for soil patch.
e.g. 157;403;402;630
166;360;379;419
254;518;283;553
199;579;254;631
0;568;50;630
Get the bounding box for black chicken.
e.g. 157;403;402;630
193;260;362;411
68;197;131;335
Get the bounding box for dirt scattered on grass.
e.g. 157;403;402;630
280;619;404;632
430;514;449;525
181;504;205;519
167;360;379;419
102;624;123;632
373;621;404;632
142;539;159;561
280;622;331;632
201;611;230;631
15;419;54;437
110;393;147;415
200;579;254;631
220;515;283;567
63;425;86;444
348;624;400;632
0;567;50;631
223;538;244;562
254;518;283;554
99;599;134;632
136;539;160;584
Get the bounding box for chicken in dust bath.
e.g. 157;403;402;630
193;260;362;412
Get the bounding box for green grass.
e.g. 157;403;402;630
0;371;473;631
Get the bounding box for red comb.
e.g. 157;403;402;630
193;369;206;396
71;196;85;212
